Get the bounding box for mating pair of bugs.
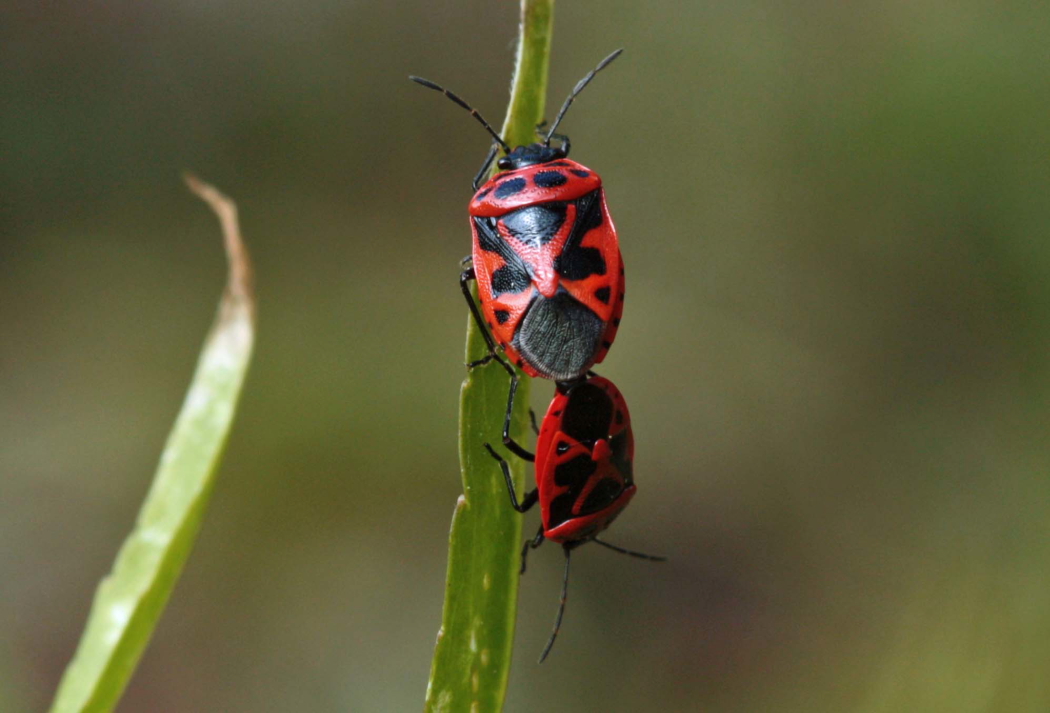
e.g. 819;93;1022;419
411;49;665;662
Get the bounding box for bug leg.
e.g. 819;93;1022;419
536;120;571;155
460;267;508;369
591;538;668;562
547;132;570;155
460;254;473;268
528;409;540;435
502;372;536;461
484;443;539;514
538;546;573;663
520;524;545;575
472;142;499;191
460;268;535;460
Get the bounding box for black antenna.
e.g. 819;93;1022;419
592;537;668;562
539;546;573;663
545;48;625;144
409;76;510;153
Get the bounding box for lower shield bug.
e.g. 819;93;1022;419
484;375;665;661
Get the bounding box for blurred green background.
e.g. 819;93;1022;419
4;1;1050;711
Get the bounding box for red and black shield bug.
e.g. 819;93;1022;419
410;50;627;460
483;375;665;662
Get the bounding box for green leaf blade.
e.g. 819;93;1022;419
49;176;256;713
424;2;555;712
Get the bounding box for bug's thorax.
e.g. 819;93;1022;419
468;158;602;217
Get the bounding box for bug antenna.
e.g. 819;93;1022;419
409;76;510;153
592;537;668;562
545;48;624;144
538;547;572;663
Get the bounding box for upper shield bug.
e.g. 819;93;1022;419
483;375;665;662
411;50;627;461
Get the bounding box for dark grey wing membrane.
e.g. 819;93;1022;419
554;189;606;281
513;291;604;380
473;216;532;296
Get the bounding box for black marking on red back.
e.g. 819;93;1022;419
549;454;596;528
492;267;532;296
554;452;596;489
554;190;606;281
545;382;628;529
580;478;624;513
494;177;527;199
501;203;568;248
560;381;613;441
534;170;569;188
474;217;532;296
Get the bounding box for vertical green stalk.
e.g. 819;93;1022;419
424;2;554;712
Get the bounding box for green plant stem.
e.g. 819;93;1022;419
423;2;554;712
49;176;256;713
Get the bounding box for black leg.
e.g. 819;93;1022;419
460;254;473;268
502;374;535;461
473;143;499;191
591;538;668;562
460;267;505;368
520;524;545;575
483;443;538;514
538;546;572;663
528;409;540;435
461;268;537;459
547;133;570;154
535;122;570;154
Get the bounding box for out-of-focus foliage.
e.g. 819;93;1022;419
48;177;254;713
2;2;1049;712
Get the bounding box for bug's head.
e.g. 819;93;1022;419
497;142;567;171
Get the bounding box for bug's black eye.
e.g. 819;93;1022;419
497;157;512;170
